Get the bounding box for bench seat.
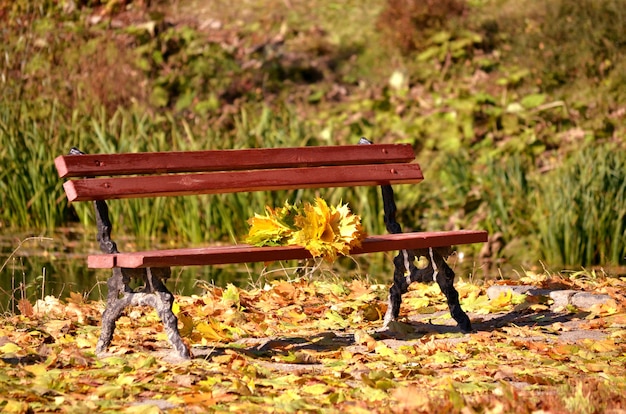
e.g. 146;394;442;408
88;230;488;268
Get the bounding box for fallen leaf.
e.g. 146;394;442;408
17;298;34;316
301;383;330;395
392;386;431;411
0;341;23;356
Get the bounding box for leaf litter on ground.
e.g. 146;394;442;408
0;272;625;413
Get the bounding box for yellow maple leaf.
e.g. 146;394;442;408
245;202;297;246
196;319;231;342
290;198;366;262
331;202;366;248
246;198;366;262
0;342;22;355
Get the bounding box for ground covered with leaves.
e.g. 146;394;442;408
1;271;625;413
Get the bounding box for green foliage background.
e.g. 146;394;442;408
1;0;625;268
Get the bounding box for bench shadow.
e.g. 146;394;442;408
189;309;587;361
377;308;587;340
191;331;355;361
0;354;45;366
470;309;587;331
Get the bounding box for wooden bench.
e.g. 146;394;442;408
55;138;487;359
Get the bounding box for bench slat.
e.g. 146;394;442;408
55;144;416;178
63;163;424;202
87;230;488;268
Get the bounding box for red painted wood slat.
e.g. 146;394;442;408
87;230;488;268
63;163;424;202
55;144;416;178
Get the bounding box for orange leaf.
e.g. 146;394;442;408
17;299;34;317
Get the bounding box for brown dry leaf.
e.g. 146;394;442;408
348;279;373;299
183;393;216;405
548;344;579;360
65;302;87;324
501;325;541;338
518;340;550;353
44;319;73;340
279;308;308;324
549;321;570;332
517;373;555;385
302;303;328;316
67;291;85;305
17;298;34;316
392;385;431;411
273;280;297;299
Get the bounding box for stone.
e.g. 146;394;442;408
486;286;614;311
486;285;550;300
549;290;578;309
570;292;613;310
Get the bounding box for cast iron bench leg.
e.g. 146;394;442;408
96;267;131;353
85;164;190;359
95;267;191;359
380;184;472;333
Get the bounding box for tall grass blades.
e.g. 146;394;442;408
0;103;69;230
478;154;536;239
535;144;626;266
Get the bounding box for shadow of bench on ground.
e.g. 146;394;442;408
183;305;598;365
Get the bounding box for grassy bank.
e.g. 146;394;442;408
1;0;625;268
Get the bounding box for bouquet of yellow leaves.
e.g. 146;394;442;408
245;198;367;262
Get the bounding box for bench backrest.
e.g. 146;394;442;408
55;144;423;202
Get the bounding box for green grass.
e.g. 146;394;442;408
0;103;68;230
395;146;626;267
0;101;391;253
535;145;626;266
